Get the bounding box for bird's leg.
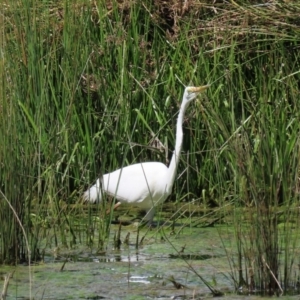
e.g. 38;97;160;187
140;207;156;227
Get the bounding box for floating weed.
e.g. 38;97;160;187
2;0;300;297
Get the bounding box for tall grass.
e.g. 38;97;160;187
2;0;300;293
200;11;300;292
1;0;208;262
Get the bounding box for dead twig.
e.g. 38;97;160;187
1;271;15;300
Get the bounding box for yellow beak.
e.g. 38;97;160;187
187;85;210;93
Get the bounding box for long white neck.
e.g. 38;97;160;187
166;101;189;194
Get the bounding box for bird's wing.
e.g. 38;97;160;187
102;162;168;205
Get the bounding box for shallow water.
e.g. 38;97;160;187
2;207;300;300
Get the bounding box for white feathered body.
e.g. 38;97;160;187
83;85;209;222
83;162;170;221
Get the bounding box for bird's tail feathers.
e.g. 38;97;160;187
83;180;102;203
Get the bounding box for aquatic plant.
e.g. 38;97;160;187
2;1;300;295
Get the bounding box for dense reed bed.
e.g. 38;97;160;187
1;0;300;294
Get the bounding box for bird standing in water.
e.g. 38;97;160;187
83;85;209;223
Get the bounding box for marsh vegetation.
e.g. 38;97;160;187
1;0;300;298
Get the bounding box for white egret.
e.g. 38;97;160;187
83;85;209;222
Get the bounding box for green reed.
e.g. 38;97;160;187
198;4;300;291
2;1;300;293
1;0;204;261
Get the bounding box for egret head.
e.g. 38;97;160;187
183;85;209;103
